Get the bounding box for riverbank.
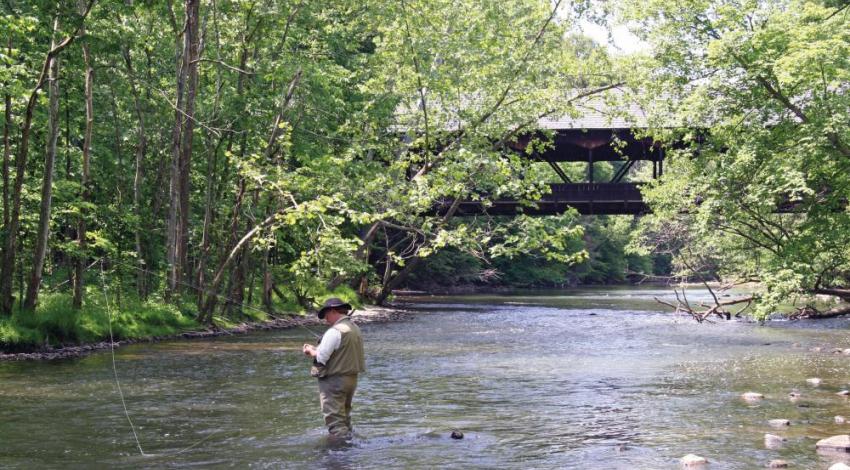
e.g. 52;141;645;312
0;305;409;361
399;280;677;296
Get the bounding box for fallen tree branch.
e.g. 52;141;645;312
656;286;754;323
790;303;850;320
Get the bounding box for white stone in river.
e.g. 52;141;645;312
767;460;789;468
742;392;765;400
680;454;708;467
829;463;850;470
837;416;847;424
807;377;823;385
768;419;791;427
788;392;802;400
816;435;850;453
843;348;850;355
764;433;787;449
839;390;850;396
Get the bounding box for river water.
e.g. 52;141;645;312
4;287;850;469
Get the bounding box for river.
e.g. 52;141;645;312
3;287;850;469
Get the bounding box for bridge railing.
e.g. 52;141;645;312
546;182;644;202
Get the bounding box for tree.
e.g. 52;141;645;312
617;0;850;318
0;1;94;314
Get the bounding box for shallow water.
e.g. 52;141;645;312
4;287;850;468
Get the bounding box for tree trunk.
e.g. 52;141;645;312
179;0;200;287
196;14;254;305
375;198;462;305
73;26;94;309
262;250;273;312
23;20;63;311
121;40;149;298
2;37;11;228
0;2;93;313
198;211;280;323
805;303;850;319
166;1;189;297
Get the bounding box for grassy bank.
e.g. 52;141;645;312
0;293;205;352
0;283;362;353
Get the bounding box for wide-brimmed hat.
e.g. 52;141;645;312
317;297;352;319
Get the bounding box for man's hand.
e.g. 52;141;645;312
303;344;318;357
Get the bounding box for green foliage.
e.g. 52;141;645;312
407;215;666;289
613;0;850;317
0;292;199;349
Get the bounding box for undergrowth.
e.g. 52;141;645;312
0;291;200;350
0;283;361;352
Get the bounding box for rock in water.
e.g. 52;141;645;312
838;416;847;424
680;454;708;467
450;430;464;440
788;392;802;400
838;390;850;396
807;377;822;386
764;433;787;449
742;392;765;401
816;435;850;453
829;463;850;470
766;460;789;468
768;419;791;428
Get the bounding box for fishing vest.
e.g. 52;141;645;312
323;317;365;377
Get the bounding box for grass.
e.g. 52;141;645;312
0;291;201;351
0;281;365;352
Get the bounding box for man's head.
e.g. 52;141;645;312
317;297;352;324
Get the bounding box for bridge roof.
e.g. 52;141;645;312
539;90;649;130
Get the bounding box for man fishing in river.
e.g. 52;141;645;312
302;298;365;440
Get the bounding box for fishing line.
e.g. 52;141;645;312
99;259;147;457
95;257;322;458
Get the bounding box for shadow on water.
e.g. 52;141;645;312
6;286;850;468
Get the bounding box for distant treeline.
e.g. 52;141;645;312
407;216;672;291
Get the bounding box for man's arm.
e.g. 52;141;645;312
302;329;341;365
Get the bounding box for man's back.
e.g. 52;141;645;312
324;317;365;377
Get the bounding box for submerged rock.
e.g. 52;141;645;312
764;433;787;449
766;459;789;468
450;430;464;440
680;454;708;467
743;392;765;401
807;378;823;386
816;435;850;453
838;416;847;424
768;419;791;428
788;392;802;400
